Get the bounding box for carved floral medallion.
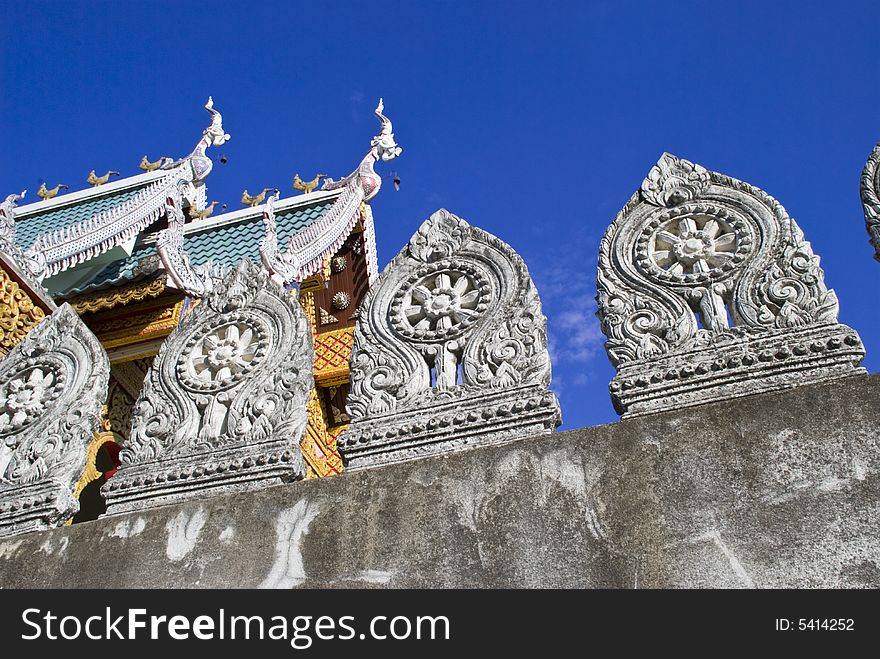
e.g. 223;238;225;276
390;263;491;341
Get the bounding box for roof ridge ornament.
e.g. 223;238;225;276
182;96;231;183
157;181;228;297
322;98;402;202
0;191;48;284
259;190;302;285
261;99;402;286
0;191;26;250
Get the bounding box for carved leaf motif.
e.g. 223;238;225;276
347;209;556;421
641;153;710;207
408;210;468;263
861;142;880;261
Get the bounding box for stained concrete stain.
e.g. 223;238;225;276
109;517;146;539
0;539;23;560
259;498;322;589
165;508;208;561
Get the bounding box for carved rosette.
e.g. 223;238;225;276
860;141;880;261
0;304;109;537
103;259;313;515
339;209;560;470
597;153;865;417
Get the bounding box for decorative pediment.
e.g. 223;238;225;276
0;304;109;537
103;259;313;514
860;141;880;261
339;209;560;470
597;153;865;416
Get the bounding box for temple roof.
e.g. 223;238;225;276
12;170;168;248
56;189;342;297
2;97;397;299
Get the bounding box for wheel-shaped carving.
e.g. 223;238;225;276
390;262;491;341
176;314;268;393
635;203;752;285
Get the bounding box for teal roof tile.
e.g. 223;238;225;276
57;197;335;297
14;183;154;249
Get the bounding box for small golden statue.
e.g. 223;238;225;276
293;173;326;195
241;188;274;207
139;155;172;172
87;170;120;187
37;182;69;200
188;201;219;221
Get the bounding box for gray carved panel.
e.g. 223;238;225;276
339;209;561;470
597;153;865;417
861;141;880;261
0;304;109;537
103;259;313;515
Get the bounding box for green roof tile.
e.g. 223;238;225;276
14;183;154;248
57;197;335;297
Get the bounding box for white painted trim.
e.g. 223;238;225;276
137;188;343;245
14;168;174;219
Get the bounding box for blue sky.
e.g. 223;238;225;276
2;1;879;430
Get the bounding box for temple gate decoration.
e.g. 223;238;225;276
596;152;865;417
860;141;880;261
339;209;561;470
0;304;109;537
102;259;313;515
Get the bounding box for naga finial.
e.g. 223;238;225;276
203;96;231;148
321;98;403;202
185;97;231;182
2;190;26;208
372;98;402;162
0;191;26;251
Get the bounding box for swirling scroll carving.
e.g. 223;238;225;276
103;259;313;515
0;304;109;537
597;153;865;417
340;209;560;470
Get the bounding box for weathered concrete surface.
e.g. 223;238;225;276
1;373;879;588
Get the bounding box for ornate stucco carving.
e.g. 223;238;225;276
339;209;561;470
0;191;47;282
103;259;313;515
597;152;865;417
860;141;880;261
260;100;401;286
0;304;109;537
157;181;227;297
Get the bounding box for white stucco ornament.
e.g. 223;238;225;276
597;152;865;417
339;209;560;470
0;304;109;537
104;259;314;515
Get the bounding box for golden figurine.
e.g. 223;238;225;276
36;182;69;200
293;173;326;195
139;155;171;172
188;201;219;221
241;188;274;207
87;170;120;187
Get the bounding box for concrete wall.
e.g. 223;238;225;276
1;373;879;588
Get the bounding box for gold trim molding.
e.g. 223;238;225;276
0;264;47;356
71;277;166;314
